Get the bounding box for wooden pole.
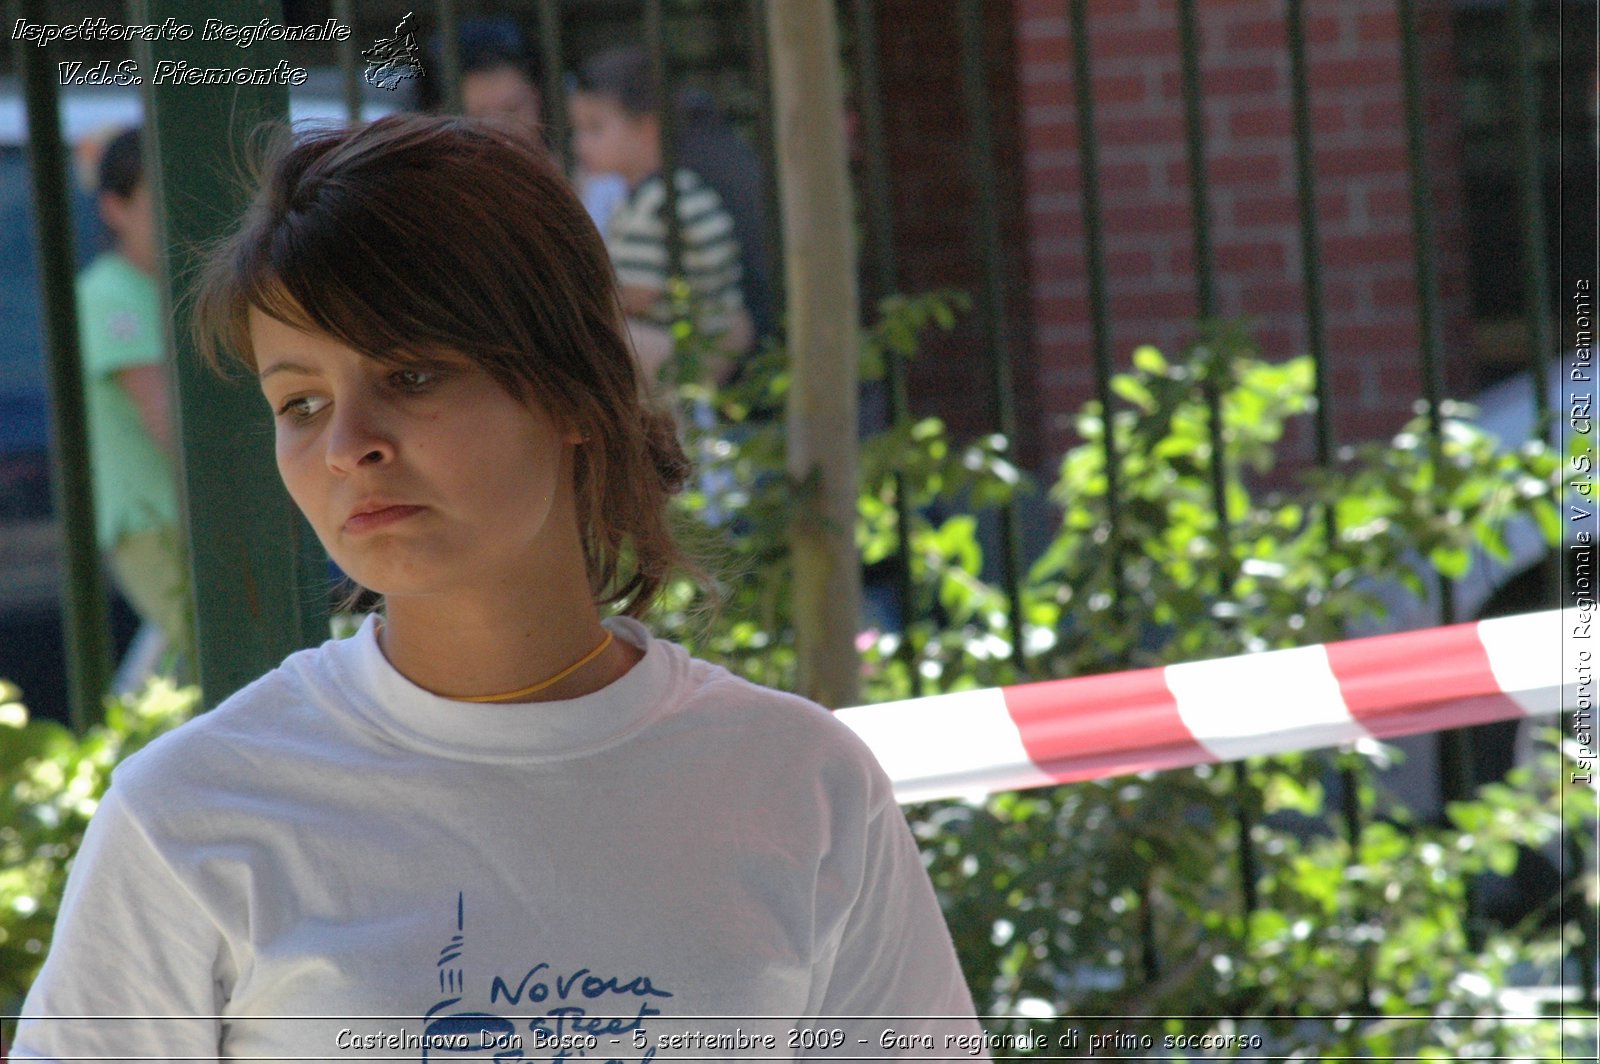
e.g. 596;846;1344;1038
764;0;860;708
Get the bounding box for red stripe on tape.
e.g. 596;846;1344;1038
1325;620;1525;739
1003;665;1211;783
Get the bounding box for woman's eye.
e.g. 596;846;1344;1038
391;368;438;392
276;395;329;420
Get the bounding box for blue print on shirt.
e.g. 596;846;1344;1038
421;892;672;1062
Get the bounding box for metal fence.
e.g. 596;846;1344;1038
9;0;1591;1007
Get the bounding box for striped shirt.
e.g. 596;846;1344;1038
605;167;746;335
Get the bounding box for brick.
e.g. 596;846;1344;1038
1106;247;1159;275
1228;104;1292;140
1096;112;1186;147
1252;324;1299;358
1025;121;1080;153
1222;14;1288;52
1315;140;1409;179
1092;72;1152;107
1305;13;1346;48
1356;10;1400;46
1096;159;1157;193
1216;239;1289;274
1364;182;1419;222
1110;287;1197;321
1327;321;1421;355
1352;100;1406;140
1203;62;1283;97
1226;192;1298;228
1104;200;1194;234
1237;279;1309;315
1367;363;1425;404
1321;230;1414;267
1370;274;1420;311
1018;26;1070;67
1325;278;1361;315
1314;55;1401;91
1206;151;1287;188
1093;25;1181;61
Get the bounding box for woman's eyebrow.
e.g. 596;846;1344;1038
258;360;318;381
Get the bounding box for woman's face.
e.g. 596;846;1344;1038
251;308;587;603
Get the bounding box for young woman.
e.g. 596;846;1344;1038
12;114;983;1060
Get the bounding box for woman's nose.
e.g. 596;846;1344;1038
324;398;396;473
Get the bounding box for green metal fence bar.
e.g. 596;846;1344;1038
851;0;922;697
955;0;1030;677
435;0;461;114
332;0;361;123
1176;0;1216;319
1509;0;1553;423
1286;0;1332;467
1286;0;1375;1014
14;0;113;730
1177;0;1258;919
537;0;568;169
1067;0;1129;641
644;0;683;283
132;0;323;709
1397;0;1481;947
746;0;784;317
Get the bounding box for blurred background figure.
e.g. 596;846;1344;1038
568;45;756;386
77;127;192;687
422;17;628;232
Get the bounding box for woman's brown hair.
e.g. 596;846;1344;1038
191;113;695;618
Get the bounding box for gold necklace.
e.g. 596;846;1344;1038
451;630;616;702
380;620;617;703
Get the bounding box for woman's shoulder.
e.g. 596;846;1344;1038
106;635;355;802
652;634;895;806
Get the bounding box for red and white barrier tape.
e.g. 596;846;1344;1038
837;608;1583;804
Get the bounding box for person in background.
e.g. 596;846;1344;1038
77;127;193;683
675;85;776;355
568;45;755;386
423;22;629;232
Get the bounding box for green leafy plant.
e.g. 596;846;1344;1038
0;679;195;1037
656;307;1590;1056
2;304;1589;1058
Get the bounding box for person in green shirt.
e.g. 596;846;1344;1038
77;127;192;680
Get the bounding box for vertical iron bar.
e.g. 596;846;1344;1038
333;0;362;122
1068;0;1129;646
135;0;320;706
537;0;568;170
436;0;461;113
852;0;922;697
1286;0;1332;468
1510;0;1553;423
1288;0;1373;1013
1176;0;1217;318
956;0;1029;676
14;0;113;729
645;0;683;281
1177;0;1235;591
1178;0;1255;920
1399;0;1478;947
747;0;785;317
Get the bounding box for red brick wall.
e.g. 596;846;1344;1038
869;0;1040;466
1012;0;1472;468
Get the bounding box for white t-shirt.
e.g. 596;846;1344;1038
13;615;984;1061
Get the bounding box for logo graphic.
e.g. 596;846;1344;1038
422;893;524;1061
362;11;423;91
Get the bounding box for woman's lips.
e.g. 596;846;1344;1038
343;505;426;534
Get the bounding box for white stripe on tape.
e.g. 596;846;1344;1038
835;688;1056;804
1164;643;1369;762
1479;607;1585;717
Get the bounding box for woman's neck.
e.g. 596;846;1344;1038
376;587;642;703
